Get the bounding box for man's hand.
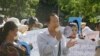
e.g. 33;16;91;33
56;31;62;41
69;33;76;39
55;27;62;41
67;39;76;48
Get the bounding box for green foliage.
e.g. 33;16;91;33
58;0;100;23
0;0;100;23
0;0;39;19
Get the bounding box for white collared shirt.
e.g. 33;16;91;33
18;28;47;56
82;26;93;35
37;29;69;56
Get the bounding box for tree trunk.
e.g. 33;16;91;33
36;0;58;23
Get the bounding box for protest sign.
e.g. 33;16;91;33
85;31;99;40
67;39;96;56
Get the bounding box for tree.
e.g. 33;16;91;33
0;0;39;19
36;0;58;23
58;0;100;23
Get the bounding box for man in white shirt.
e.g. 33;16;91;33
37;13;76;56
81;22;93;35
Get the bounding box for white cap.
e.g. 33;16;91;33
7;17;21;26
81;22;86;25
70;23;77;26
21;19;27;25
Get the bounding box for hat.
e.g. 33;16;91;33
21;19;27;25
18;25;28;33
7;17;21;26
81;22;86;25
27;17;39;25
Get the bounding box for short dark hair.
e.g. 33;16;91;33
46;13;57;23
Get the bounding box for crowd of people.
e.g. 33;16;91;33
0;13;100;56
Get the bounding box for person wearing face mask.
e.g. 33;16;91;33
37;13;76;56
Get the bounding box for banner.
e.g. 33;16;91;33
67;39;96;56
85;31;99;40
